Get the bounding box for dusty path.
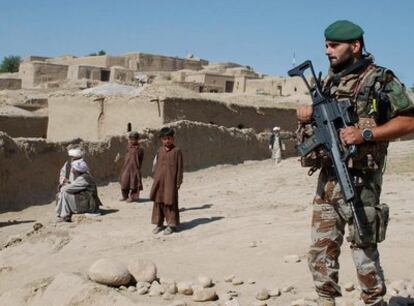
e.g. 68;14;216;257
1;141;413;306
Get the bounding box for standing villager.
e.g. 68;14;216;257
296;20;414;306
149;127;183;235
269;126;282;164
56;159;100;222
119;131;144;202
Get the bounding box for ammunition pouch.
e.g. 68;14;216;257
348;203;390;246
296;123;329;169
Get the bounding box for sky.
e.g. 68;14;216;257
0;0;413;85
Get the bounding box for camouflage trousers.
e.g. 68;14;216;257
308;167;386;305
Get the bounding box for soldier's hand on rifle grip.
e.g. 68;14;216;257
339;127;365;145
297;105;313;123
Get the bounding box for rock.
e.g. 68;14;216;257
247;279;256;284
127;259;157;283
269;288;281;297
4;235;22;248
0;266;13;273
87;258;131;287
249;241;258;248
256;288;270;301
166;283;178;294
282;285;295;293
198;275;213;288
149;281;164;296
192;288;218;302
127;286;136;292
177;281;193;295
227;290;238;297
149;286;163;297
232;278;244;286
344;282;355;292
225;274;235;282
33;222;43;231
119;285;127;290
284;255;301;263
137;286;148;295
137;281;151;288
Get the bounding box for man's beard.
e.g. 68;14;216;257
329;52;355;73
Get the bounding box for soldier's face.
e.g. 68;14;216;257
325;41;354;69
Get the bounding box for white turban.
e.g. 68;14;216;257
71;159;89;173
68;148;84;158
273;126;281;131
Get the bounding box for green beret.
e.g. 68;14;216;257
324;20;364;42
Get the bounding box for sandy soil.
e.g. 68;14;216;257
0;141;413;306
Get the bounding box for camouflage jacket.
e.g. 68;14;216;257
301;54;414;171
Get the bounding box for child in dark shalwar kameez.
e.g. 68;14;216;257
119;131;144;202
150;127;183;235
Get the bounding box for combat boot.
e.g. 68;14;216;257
317;297;335;306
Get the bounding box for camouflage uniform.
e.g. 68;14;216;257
306;55;414;305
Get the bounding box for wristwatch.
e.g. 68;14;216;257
361;128;374;142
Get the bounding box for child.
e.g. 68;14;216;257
150;127;183;235
120;131;144;202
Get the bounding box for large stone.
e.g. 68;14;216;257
88;258;131;286
255;288;270;301
224;274;235;282
192;288;218;302
198;275;213;288
177;281;193;295
232;278;244;286
269;288;281;297
282;285;295;293
127;259;157;283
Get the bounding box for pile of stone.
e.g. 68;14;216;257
87;258;218;305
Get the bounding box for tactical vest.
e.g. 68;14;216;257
298;63;391;172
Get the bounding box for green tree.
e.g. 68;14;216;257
0;55;21;73
88;50;106;56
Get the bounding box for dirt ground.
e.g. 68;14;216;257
0;140;413;306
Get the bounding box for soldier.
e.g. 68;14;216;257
297;20;414;306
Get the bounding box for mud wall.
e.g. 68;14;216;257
0;121;271;212
0;115;48;138
47;95;162;142
163;98;298;132
0;78;22;90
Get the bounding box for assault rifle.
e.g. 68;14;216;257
288;60;368;240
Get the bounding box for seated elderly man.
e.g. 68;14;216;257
56;159;100;222
58;146;84;190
